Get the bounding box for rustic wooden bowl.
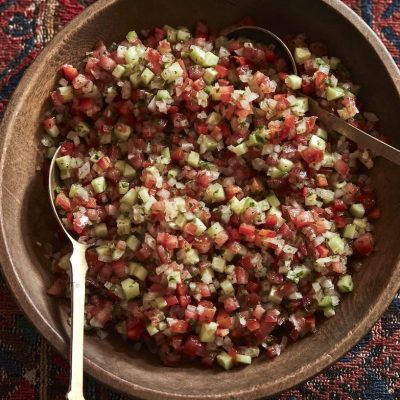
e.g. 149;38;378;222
0;0;399;398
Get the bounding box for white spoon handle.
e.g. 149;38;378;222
66;241;88;400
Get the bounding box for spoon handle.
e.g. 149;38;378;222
307;97;400;166
66;241;88;400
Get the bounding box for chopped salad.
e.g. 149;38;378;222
43;19;379;369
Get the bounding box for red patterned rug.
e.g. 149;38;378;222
0;1;399;399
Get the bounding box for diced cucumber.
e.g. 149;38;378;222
257;199;270;212
164;25;177;43
118;180;130;195
91;176;107;194
204;183;225;204
217;352;233;370
120;188;138;206
201;268;214;284
204;67;218;84
123;164;136;180
154;296;168;309
167;270;182;286
222;248;235;262
291;97;309;116
125;46;139;64
326;86;345;101
93;223;108;238
337;274;354;293
316;188;335;204
140;68;155;86
327;236;345;254
204;51;219;67
161;62;184;83
58;253;72;271
343;224;357;239
246;133;260;147
323;306;336;318
126;235;141;251
128;262;148;281
159;147;171;164
177;248;200;265
112;64;126;79
112;247;125;261
228;142;248;156
309;134;326;151
206;111;222;126
176;28;191;42
287;265;310;284
76;121;91;136
266;192;280;207
268;286;283;304
117;215;131;235
236;354;252;364
207;222;224;238
212;256;226;273
294;47;312;63
114;122;132;141
96;245;112;261
189;45;219;67
318;295;332;307
187;151;200;168
350;203;365;218
316;127;328;140
156;89;172;101
200;322;218;343
305;191;318;206
129;71;141;88
198;134;218;154
138;187;150;203
146;324;159;336
285;74;302;90
121;278;140;300
192;217;207;236
126;31;138;43
58;86;73;102
278;158;294;173
56;155;71;171
115;160;126;172
321;153;335;167
267;166;285;178
220;279;234;295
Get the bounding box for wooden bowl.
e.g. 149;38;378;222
0;0;399;398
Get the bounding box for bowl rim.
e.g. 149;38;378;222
0;0;400;399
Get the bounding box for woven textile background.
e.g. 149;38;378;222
0;0;399;399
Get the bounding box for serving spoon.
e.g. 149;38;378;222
226;26;400;166
49;146;89;400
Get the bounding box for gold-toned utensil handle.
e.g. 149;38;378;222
66;241;88;400
307;97;400;166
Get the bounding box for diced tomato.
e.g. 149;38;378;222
334;159;350;176
353;233;374;256
61;64;79;81
246;319;260;332
55;192;72;212
235;266;249;285
294;211;314;228
111;259;127;278
169;320;189;334
183;335;203;356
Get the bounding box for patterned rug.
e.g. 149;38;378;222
0;1;399;399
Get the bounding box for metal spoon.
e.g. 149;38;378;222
226;26;400;166
49;146;89;400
